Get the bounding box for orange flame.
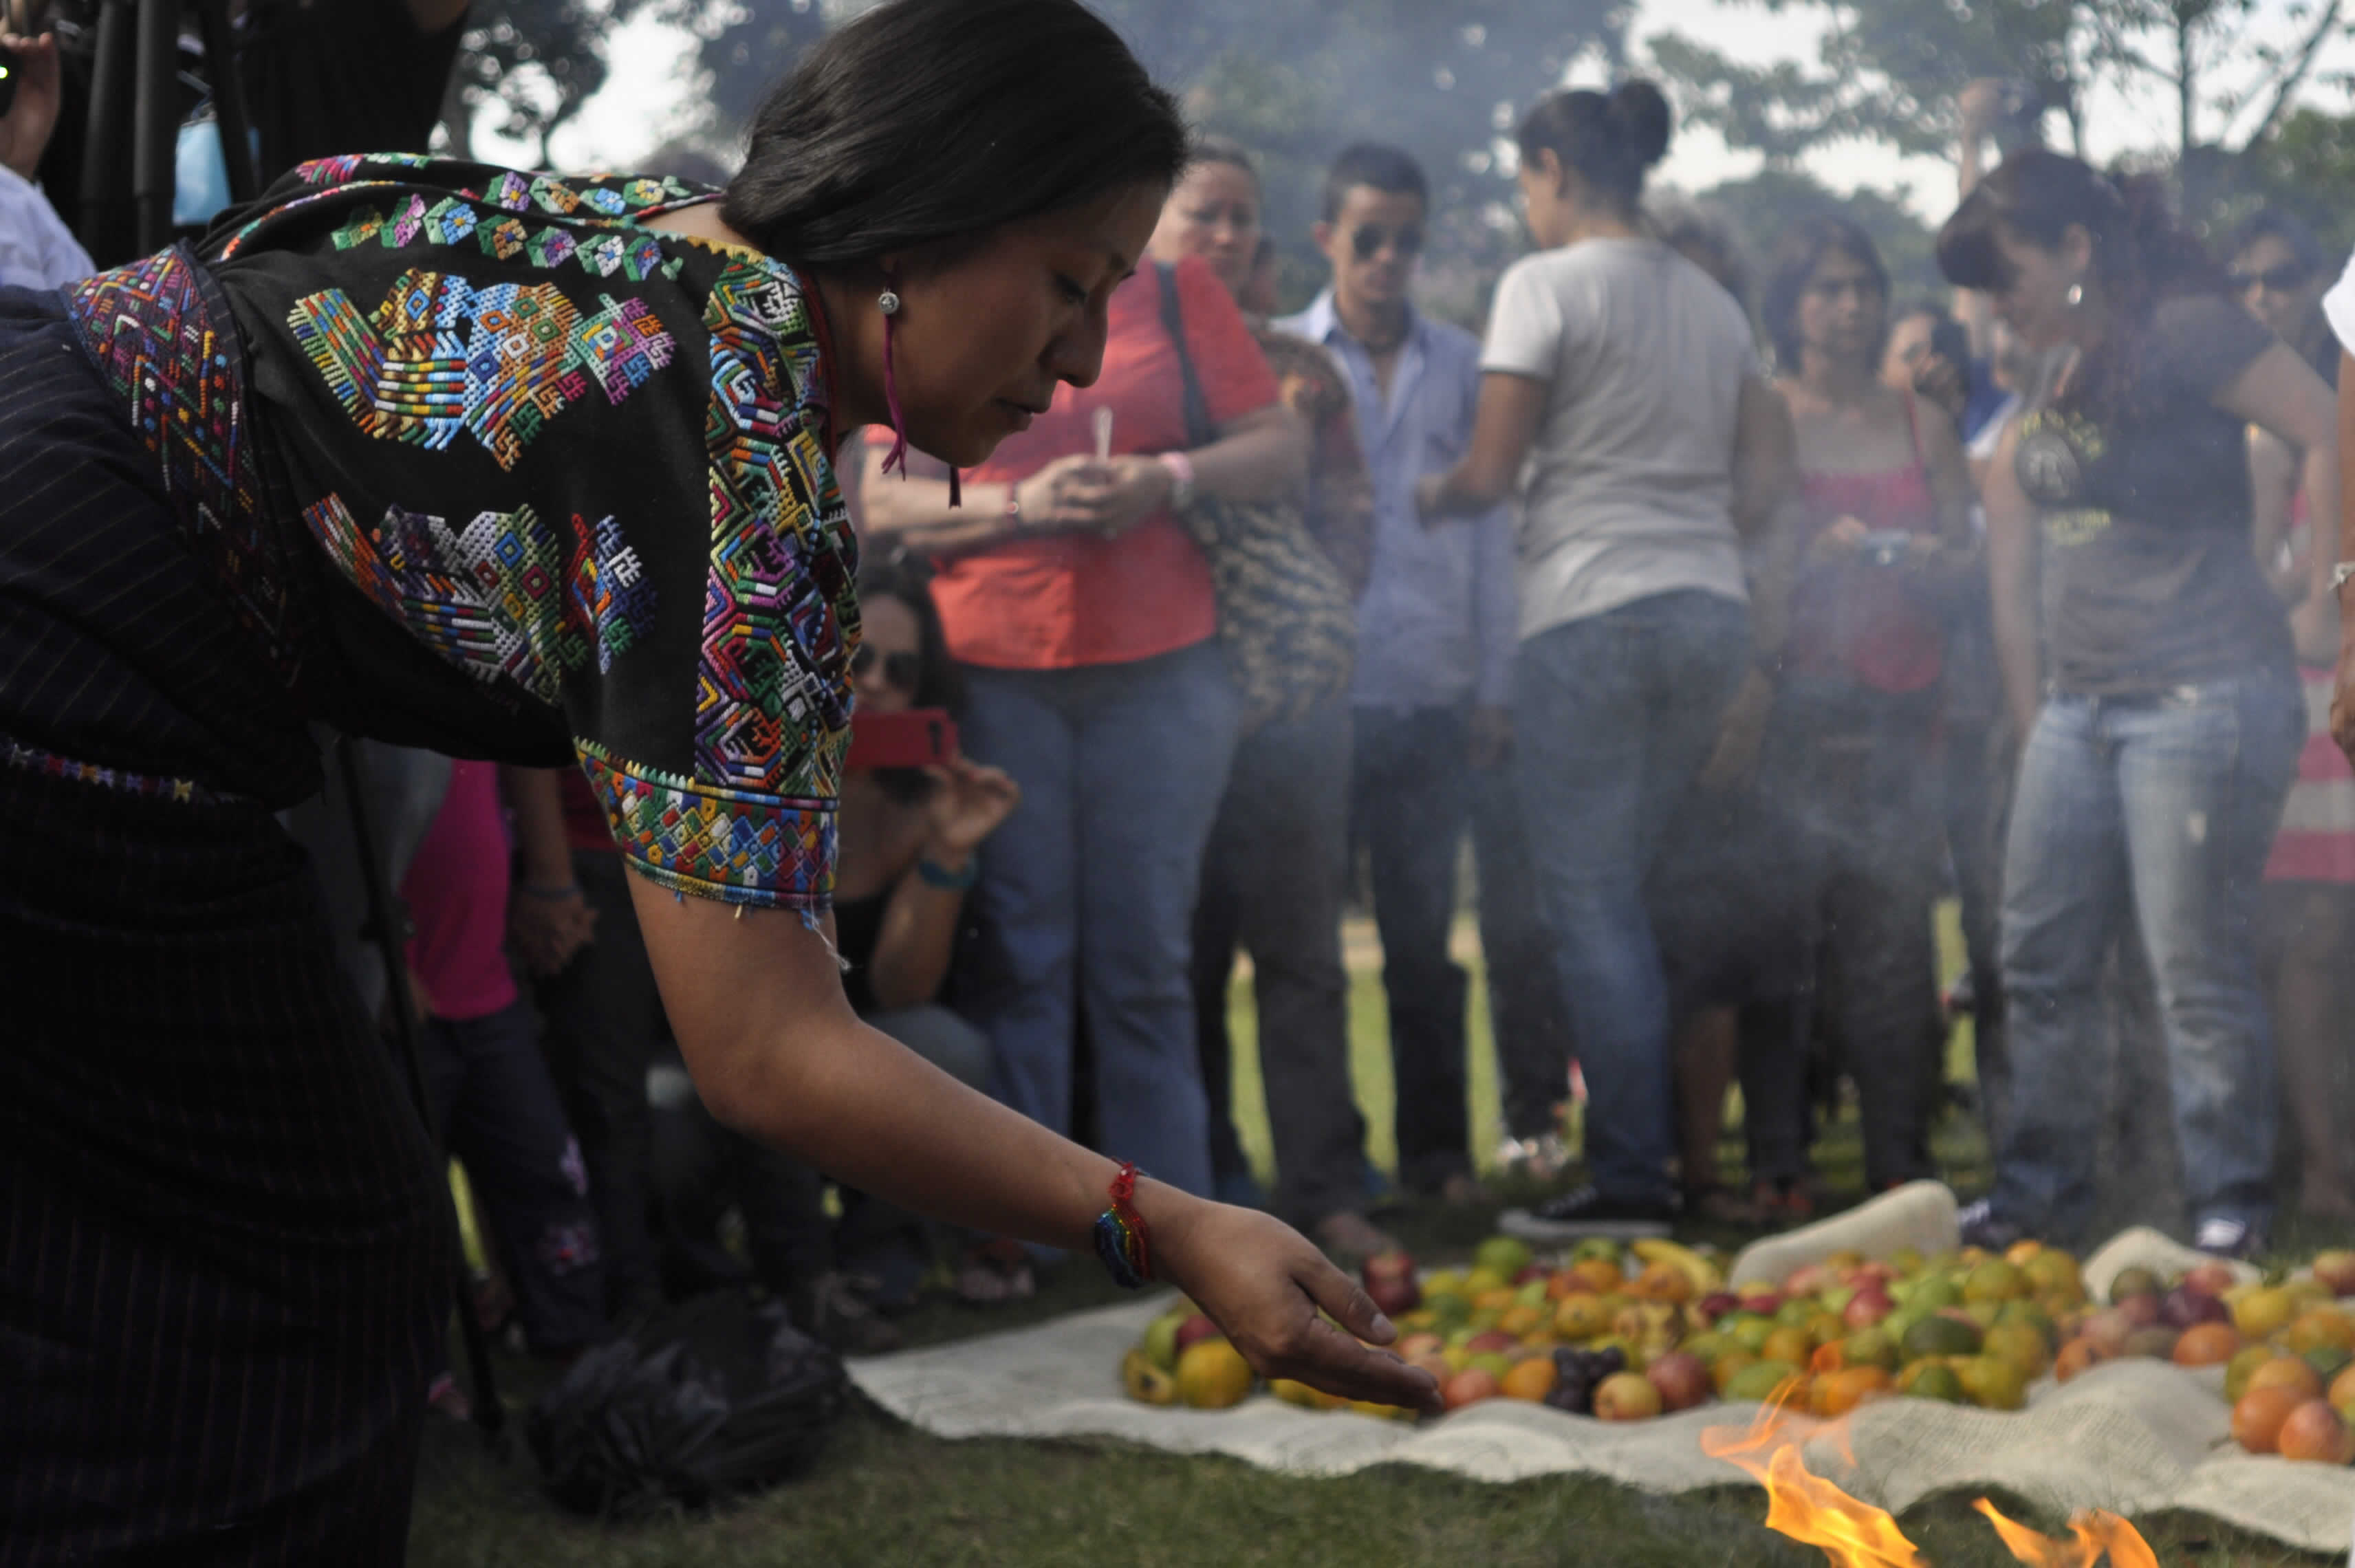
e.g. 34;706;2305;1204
1972;1499;2161;1568
1703;1395;2161;1568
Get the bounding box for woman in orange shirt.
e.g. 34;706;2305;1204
860;226;1305;1213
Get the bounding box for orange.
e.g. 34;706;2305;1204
2246;1356;2325;1401
1499;1356;1559;1402
1761;1326;1814;1367
1175;1340;1255;1409
1553;1294;1611;1340
1473;1286;1521;1317
2054;1338;2107;1384
2233;1384;2309;1454
1570;1257;1625;1294
1497;1305;1546;1340
2171;1322;2243;1368
1811;1365;1896;1419
1628;1261;1695;1305
2286;1308;2355;1355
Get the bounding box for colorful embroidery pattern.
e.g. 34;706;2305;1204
695;257;858;804
60;250;300;675
303;495;655;701
4;733;234;805
577;741;835;910
288;268;677;470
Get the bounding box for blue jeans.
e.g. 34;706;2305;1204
1993;675;2304;1240
1514;591;1751;1204
959;642;1242;1199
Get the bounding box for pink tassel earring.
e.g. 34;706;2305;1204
878;282;959;507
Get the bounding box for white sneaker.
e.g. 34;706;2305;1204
2195;1217;2261;1261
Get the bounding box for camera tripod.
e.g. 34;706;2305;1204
74;0;254;255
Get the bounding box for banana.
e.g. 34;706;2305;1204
1631;1237;1724;1294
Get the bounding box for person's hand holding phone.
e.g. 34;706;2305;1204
0;31;63;182
920;755;1022;862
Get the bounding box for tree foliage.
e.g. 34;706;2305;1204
1649;0;2355;166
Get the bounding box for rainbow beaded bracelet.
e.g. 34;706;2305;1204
1092;1161;1153;1289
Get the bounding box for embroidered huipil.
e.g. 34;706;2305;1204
59;154;859;914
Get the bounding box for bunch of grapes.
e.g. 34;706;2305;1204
1544;1345;1627;1415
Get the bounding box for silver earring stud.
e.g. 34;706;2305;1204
878;289;902;316
2065;281;2083;309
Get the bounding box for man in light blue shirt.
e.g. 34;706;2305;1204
1279;144;1568;1198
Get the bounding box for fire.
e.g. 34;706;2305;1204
1702;1395;2161;1568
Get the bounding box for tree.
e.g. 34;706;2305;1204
1649;0;2355;168
1685;166;1941;301
447;0;656;164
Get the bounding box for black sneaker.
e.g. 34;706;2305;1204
1498;1184;1675;1241
1955;1198;2026;1253
2194;1217;2266;1262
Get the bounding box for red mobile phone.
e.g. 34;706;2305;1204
845;708;958;771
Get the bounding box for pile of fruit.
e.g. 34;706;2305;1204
2054;1250;2355;1465
1115;1233;2355;1464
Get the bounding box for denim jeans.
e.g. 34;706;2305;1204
1993;674;2304;1240
1193;695;1363;1224
958;642;1242;1199
1352;701;1477;1191
1514;591;1752;1204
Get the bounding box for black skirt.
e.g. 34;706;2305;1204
0;287;454;1562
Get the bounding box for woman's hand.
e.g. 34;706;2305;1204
509;886;598;977
1697;668;1775;792
1012;453;1116;536
920;756;1022;860
1061;455;1175;538
1808;514;1871;562
1155;1201;1442;1411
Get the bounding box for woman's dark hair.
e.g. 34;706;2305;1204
1651;197;1749;306
857;551;962;803
2227;208;2330;280
1935;150;2220;323
1189;134;1261;190
1762;213;1890;370
722;0;1189;268
1516;81;1672;215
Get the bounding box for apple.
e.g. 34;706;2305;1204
1645;1351;1711;1413
2161;1285;2231;1331
1844;1287;1895;1330
1363;1248;1416;1285
1465;1329;1519;1356
1514;1263;1546;1286
1594;1370;1665;1421
1406;1350;1453;1384
1442;1368;1500;1410
2082;1307;2134;1358
1737;1287;1785;1316
1697;1292;1741;1324
1852;1262;1898;1289
1395;1331;1446;1362
1173;1314;1222;1355
2312;1251;2355;1298
1784;1264;1835;1298
2182;1261;2239;1299
1366;1275;1422;1318
2277;1399;2355;1465
2118;1292;2162;1328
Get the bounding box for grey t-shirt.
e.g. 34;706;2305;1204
2012;294;2291;694
1480;237;1756;640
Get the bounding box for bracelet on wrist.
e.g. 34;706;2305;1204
2331;561;2355;596
1093;1160;1155;1288
517;882;582;902
915;855;979;891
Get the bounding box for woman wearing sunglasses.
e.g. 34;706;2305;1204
0;0;1425;1556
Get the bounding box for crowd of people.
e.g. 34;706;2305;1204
6;0;2355;1553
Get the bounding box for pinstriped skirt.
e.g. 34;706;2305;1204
0;287;453;1562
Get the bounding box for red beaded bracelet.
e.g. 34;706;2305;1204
1092;1161;1153;1288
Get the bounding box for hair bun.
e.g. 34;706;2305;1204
1607;81;1672;169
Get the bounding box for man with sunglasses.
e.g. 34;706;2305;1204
1279;143;1532;1204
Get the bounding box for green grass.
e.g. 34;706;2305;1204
409;907;2347;1566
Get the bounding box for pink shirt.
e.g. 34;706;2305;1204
402;760;519;1021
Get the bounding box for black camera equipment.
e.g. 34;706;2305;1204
76;0;254;254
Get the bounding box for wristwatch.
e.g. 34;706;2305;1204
2332;560;2355;595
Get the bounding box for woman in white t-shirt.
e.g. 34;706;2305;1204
1420;81;1789;1237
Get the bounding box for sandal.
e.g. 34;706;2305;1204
953;1238;1036;1307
